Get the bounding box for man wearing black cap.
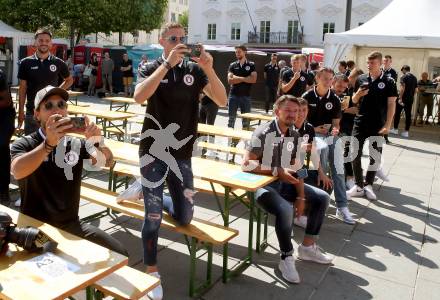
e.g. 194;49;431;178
0;69;15;204
10;85;127;256
17;28;73;135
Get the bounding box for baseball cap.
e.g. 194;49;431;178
34;86;69;110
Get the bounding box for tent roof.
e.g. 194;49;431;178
324;0;440;48
0;20;33;38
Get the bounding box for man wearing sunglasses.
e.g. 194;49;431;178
10;85;128;257
134;22;227;300
17;28;73;135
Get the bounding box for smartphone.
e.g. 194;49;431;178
70;117;86;130
342;95;351;105
360;82;370;90
185;44;202;57
322;124;332;131
296;168;308;179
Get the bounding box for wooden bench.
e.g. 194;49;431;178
92;265;160;300
197;141;245;161
96;124;139;141
80;183;238;297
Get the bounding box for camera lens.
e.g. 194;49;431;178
7;227;40;251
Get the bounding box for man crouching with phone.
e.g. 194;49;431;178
242;95;333;285
10;85;128;256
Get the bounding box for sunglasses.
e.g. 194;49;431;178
167;36;187;43
43;100;67;111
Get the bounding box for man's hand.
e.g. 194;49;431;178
344;106;359;115
295;199;305;217
318;171;333;191
166;44;189;67
331;127;339;136
353;88;369;103
84;115;101;140
45;114;73;147
292;71;301;82
17;111;24;129
378;127;389;135
192;45;213;71
315;125;329;135
277;168;300;185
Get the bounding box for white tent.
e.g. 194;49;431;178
324;0;440;79
0;20;33;85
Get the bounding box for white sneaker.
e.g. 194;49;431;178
389;128;399;135
278;256;300;283
293;216;307;229
298;244;334;264
14;198;21;207
336;207;355;225
347;185;364;198
345;178;355;190
401;131;409;138
375;168;390;182
147;272;163;300
364;185;377;201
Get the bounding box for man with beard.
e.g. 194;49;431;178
17;28;73;135
227;45;257;128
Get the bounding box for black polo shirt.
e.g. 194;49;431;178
121;59;133;77
10;129;90;226
339;87;357;135
418;79;435;97
354;72;398;132
138;58;208;159
282;69;314;97
302;87;341;127
264;63;280;88
228;60;255;97
246;119;300;170
297;121;315;144
17;53;70;112
400;72;418;101
383;68;398;81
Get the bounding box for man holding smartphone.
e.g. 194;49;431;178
281;54;314;97
302;68;355;225
242;95;332;284
10;85;127;256
134;23;227;300
348;51;398;200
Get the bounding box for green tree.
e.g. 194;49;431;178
178;10;188;33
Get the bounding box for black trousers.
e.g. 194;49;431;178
60;221;128;256
199;101;219;125
0;106;15;192
394;98;414;131
265;85;277;113
352;126;384;187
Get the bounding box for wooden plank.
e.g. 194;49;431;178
197;141;245;155
80;184;238;245
238;112;273;122
68;105;134;121
93;266;160;300
102;96;137;105
197;123;252;141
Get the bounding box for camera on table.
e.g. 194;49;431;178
0;211;58;255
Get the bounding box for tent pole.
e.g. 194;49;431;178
345;0;352;31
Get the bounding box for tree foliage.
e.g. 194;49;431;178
0;0;168;45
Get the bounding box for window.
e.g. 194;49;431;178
322;22;335;40
260;21;270;43
207;24;217;40
287;20;299;44
171;13;176;22
231;23;241;40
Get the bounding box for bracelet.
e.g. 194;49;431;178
162;59;172;70
44;140;56;153
296;196;306;201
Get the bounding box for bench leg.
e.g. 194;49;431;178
188;237;214;298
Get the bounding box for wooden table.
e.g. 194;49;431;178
102;96;137;112
94;138;276;281
68;105;134;137
0;205;128;300
67;91;85;106
197;123;253;141
238;112;273;129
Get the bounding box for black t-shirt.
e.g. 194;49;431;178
10;130;91;226
228;60;256;97
418;79;435;97
246;119;300;170
264;63;280;88
302;88;342;127
339;87;357;135
90;60;99;76
201;95;215;106
282;69;314;97
138;58;208;159
383;68;398;81
121;59;133;77
354;72;398;132
400;72;418;101
17;54;70;112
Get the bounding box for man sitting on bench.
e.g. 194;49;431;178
242;95;333;284
10;85;128;256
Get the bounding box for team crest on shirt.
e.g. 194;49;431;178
245;66;250;71
378;82;385;89
49;64;57;72
64;151;79;166
183;74;194;86
300;76;305;81
325;102;333;110
286;141;294;151
302;134;309;143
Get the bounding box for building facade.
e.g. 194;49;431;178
86;0;189;45
188;0;392;48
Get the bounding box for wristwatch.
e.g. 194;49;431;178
163;59;172;70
